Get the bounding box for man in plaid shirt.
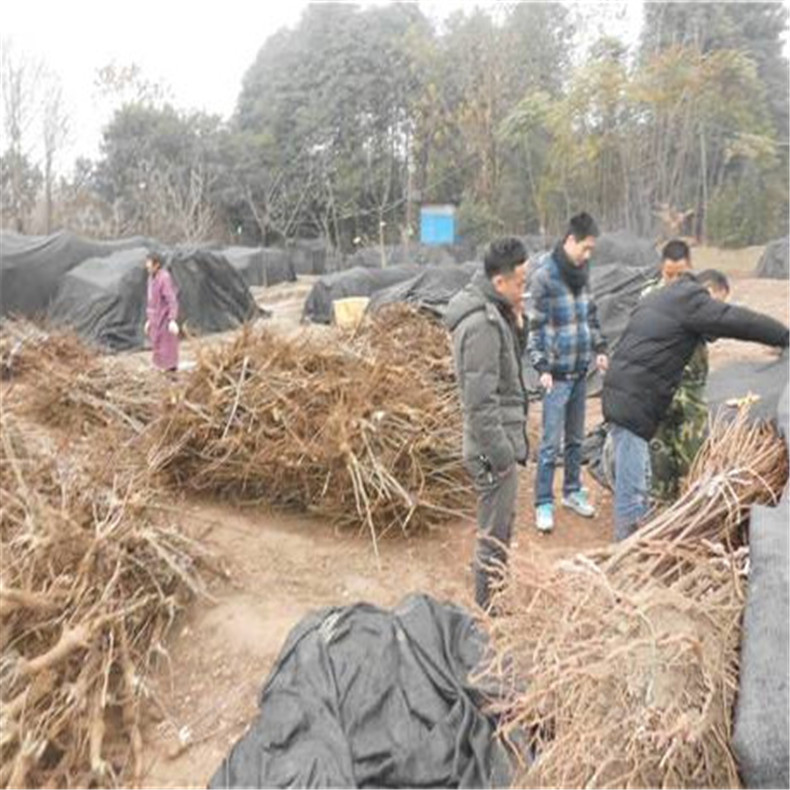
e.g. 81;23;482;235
528;213;609;533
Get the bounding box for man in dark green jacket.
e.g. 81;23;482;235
445;237;529;610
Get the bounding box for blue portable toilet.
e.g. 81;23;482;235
420;204;456;245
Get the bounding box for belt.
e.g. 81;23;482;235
551;371;585;381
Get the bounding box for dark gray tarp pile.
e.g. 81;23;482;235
732;378;789;789
209;594;511;789
754;236;789;280
222;246;296;287
47;247;259;351
706;352;789;420
302;264;422;323
590;230;660;269
369;262;480;316
346;243;475;270
0;230;155;318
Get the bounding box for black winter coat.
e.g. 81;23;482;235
602;273;789;440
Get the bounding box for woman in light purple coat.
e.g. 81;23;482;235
144;252;179;372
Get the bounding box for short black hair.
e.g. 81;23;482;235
697;269;730;294
662;239;691;262
147;251;163;266
484;237;527;278
566;212;599;242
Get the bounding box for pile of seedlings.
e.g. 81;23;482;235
0;412;208;788
476;409;788;788
148;306;471;555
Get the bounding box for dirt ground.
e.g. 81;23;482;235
50;249;787;788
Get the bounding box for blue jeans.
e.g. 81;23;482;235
611;423;651;541
535;376;586;507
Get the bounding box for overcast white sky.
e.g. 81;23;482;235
3;1;785;174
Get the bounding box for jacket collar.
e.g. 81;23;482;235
472;270;516;313
552;242;589;295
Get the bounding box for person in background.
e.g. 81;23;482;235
641;241;723;503
445;237;529;611
528;212;609;534
602;265;789;542
144;251;180;373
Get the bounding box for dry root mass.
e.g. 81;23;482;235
477;410;788;789
0;411;208;788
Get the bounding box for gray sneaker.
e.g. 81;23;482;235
536;503;554;533
562;488;595;518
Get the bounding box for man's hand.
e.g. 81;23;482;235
539;372;553;391
168;320;179;336
596;354;609;373
144;320;150;336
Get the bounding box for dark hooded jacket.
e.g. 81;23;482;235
603;272;789;440
445;271;528;472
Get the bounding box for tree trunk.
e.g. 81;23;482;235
699;124;708;243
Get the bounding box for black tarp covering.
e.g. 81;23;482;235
209;594;511;789
369;262;480;316
732;382;789;789
0;230;155;317
222;246;296;287
346;243;475;270
303;264;422;323
589;263;658;350
47;247;259;351
706;352;789;420
590;231;660;269
754;236;789;280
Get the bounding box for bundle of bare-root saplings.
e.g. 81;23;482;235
475;409;788;788
1;318;166;436
149;306;471;554
0;411;209;788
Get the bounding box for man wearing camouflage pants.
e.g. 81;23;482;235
641;240;718;502
446;238;529;611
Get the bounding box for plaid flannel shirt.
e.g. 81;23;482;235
527;252;607;376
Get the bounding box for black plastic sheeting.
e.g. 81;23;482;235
590;230;660;269
754;236;789;280
706;351;789;420
0;230;155;318
369;262;480;317
47;247;259;351
222;246;296;287
732;383;789;789
346;243;475;270
303;264;423;323
306;257;654;347
209;594;512;789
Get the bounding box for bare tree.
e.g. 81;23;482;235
1;38;44;231
42;76;70;232
150;160;218;243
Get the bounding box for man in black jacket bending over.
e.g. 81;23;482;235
602;266;789;541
